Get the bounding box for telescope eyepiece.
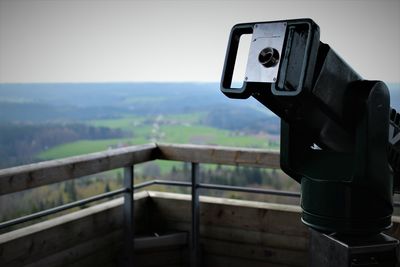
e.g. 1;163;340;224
258;47;280;68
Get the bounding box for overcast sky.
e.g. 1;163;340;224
0;0;399;83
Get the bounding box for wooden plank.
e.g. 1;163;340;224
0;205;122;266
56;234;187;267
159;221;308;252
135;232;188;250
0;191;149;266
156;143;280;168
0;144;157;196
70;245;186;267
148;191;301;213
135;247;184;267
64;242;120;267
202;238;307;267
24;230;123;267
149;192;308;237
204;254;292;267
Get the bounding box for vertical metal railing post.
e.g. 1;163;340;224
191;162;200;267
123;166;134;267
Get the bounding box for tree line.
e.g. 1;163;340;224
0;123;128;168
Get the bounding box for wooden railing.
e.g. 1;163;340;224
0;143;282;267
0;143;280;196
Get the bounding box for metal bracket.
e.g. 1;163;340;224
245;22;286;83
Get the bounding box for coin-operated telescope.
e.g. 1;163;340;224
221;19;400;266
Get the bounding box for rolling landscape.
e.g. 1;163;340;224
0;82;399;223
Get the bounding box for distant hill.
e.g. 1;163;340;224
0;82;269;121
0;82;398;120
1;82;398;106
0;82;235;108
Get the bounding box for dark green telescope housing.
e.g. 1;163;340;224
221;18;400;235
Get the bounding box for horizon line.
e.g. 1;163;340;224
0;81;224;85
1;81;400;85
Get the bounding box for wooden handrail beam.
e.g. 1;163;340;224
0;143;280;196
157;143;280;168
0;144;158;196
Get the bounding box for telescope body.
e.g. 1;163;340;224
221;19;395;234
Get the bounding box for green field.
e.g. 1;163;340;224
88;113;203;128
38;138;139;160
38;126;274;159
88;116;144;130
37;112;279;174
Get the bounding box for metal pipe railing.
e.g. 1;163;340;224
191;163;200;267
199;183;301;198
123;166;134;267
0;188;125;230
2;177;399;231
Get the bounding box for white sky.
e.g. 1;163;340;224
0;0;399;83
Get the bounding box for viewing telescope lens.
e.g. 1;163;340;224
258;47;279;68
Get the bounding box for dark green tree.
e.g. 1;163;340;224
105;181;111;192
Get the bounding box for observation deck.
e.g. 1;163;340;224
1;143;399;267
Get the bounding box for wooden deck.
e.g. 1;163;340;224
0;143;399;267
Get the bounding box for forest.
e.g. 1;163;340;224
0;123;127;168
